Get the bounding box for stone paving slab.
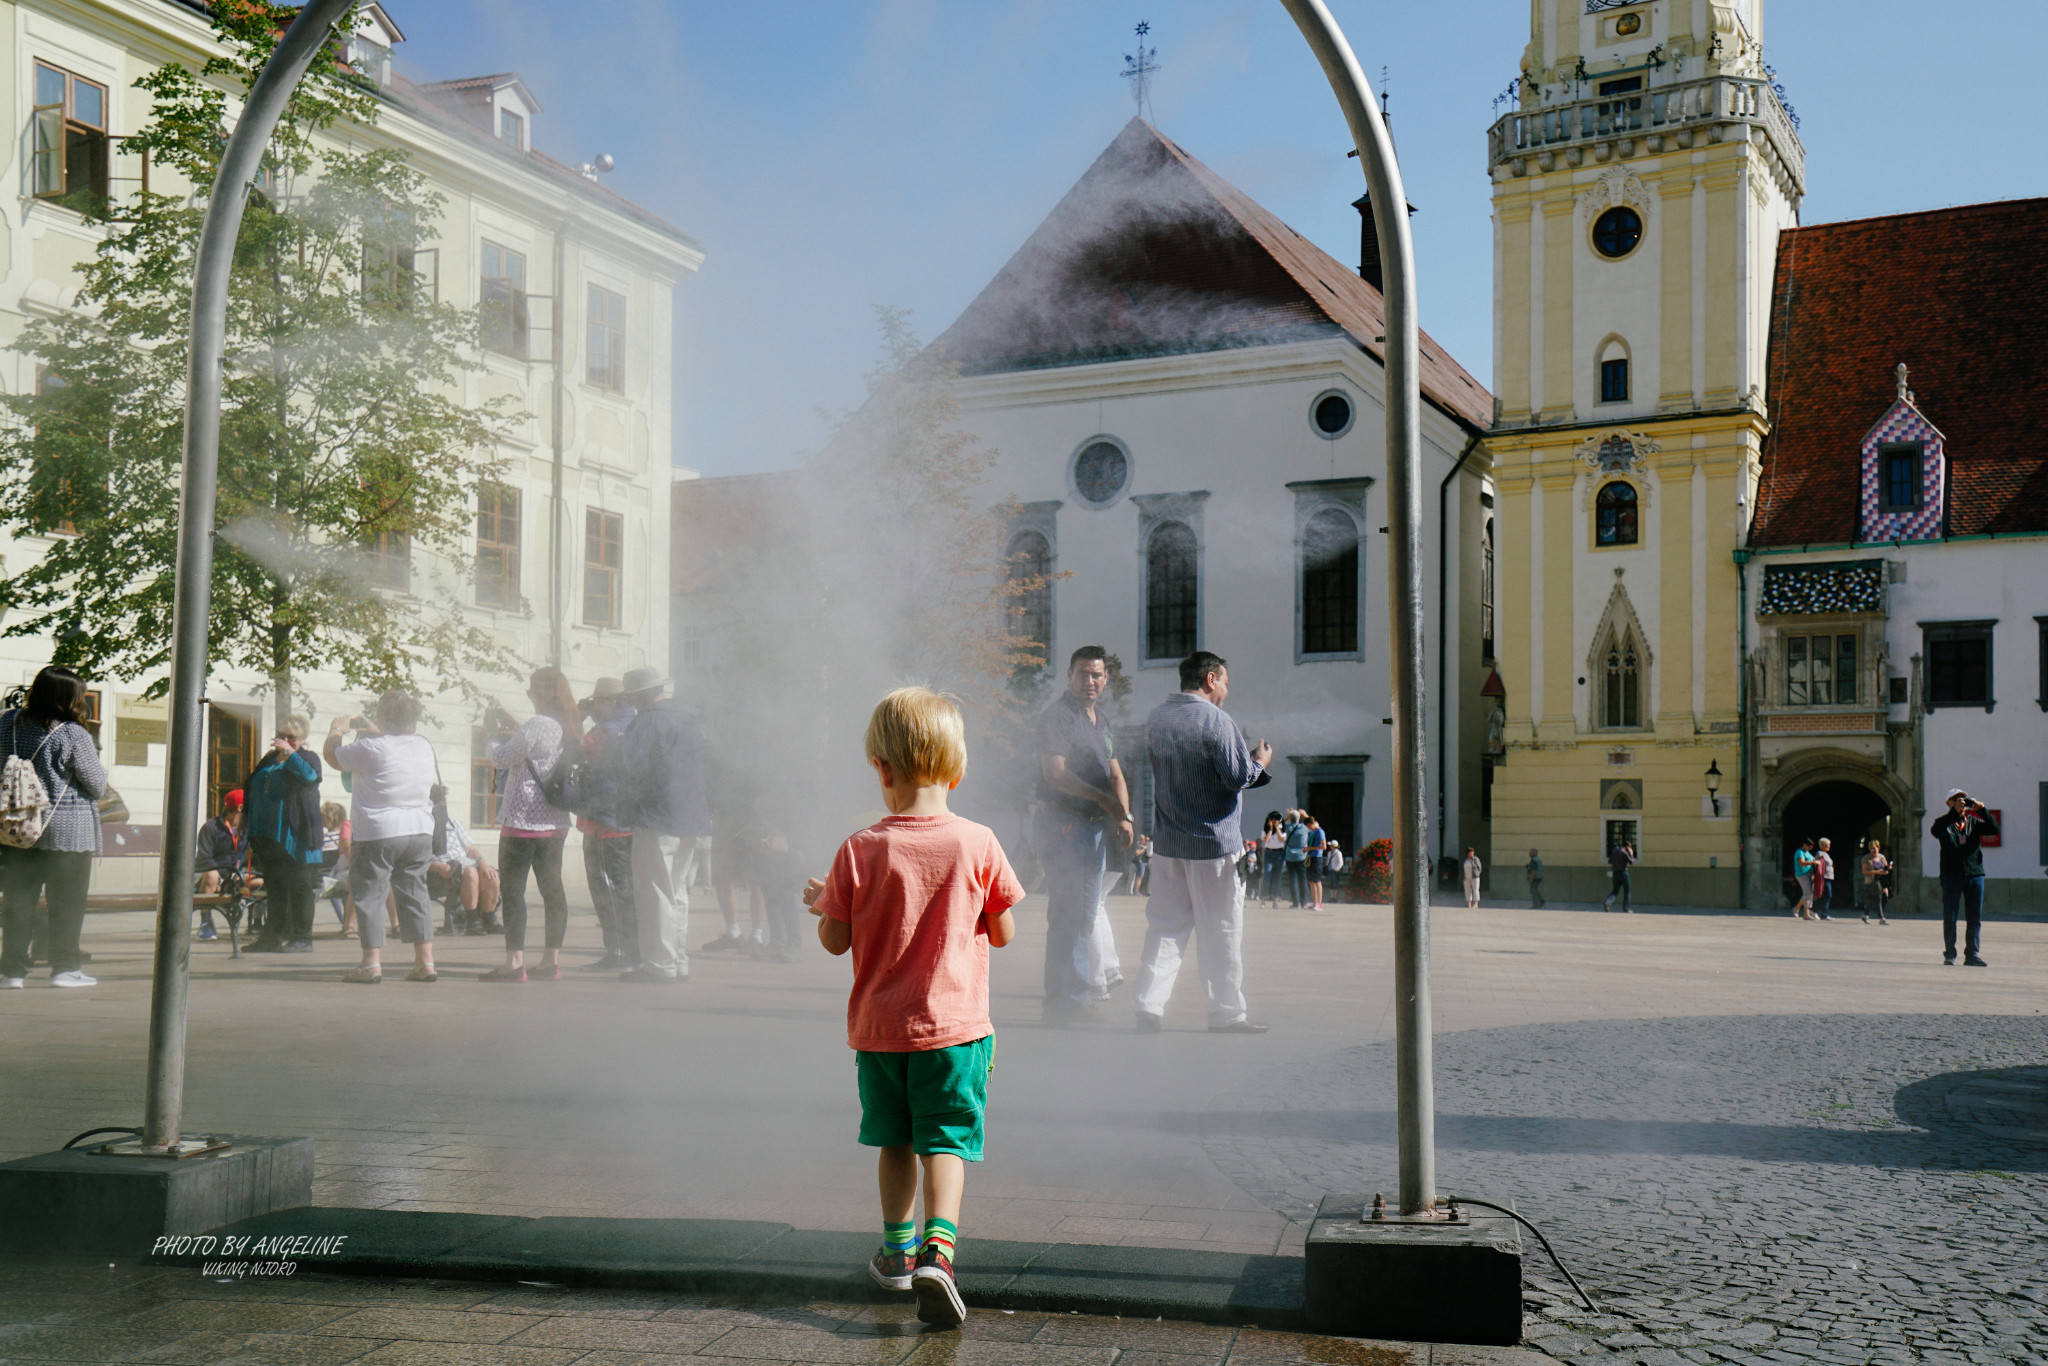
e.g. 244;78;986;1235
0;1260;1548;1366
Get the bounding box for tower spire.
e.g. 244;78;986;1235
1122;21;1159;122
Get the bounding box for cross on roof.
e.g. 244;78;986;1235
1122;22;1159;120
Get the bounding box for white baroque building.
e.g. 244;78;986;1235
1;0;699;886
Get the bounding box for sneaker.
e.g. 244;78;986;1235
1943;955;1957;966
285;941;315;953
50;970;97;988
0;977;24;989
530;963;562;982
1602;897;1613;912
480;965;527;983
1134;1011;1163;1034
1965;955;1989;967
622;963;682;984
911;1246;965;1328
1101;971;1125;994
1208;1018;1271;1034
867;1246;914;1292
195;925;218;942
700;932;745;953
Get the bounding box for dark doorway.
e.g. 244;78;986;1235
207;704;258;819
1306;781;1356;862
1779;780;1893;911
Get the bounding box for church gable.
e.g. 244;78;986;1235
933;119;1493;431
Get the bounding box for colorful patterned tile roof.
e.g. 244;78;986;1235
1757;560;1886;617
1750;197;2048;546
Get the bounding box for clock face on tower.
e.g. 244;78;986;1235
1592;207;1644;259
1616;13;1642;36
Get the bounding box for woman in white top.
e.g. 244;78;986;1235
481;666;581;982
325;690;439;983
1259;812;1286;907
1461;847;1484;909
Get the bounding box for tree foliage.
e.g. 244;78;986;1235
0;1;517;711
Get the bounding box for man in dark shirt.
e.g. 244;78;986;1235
1603;840;1635;913
1034;646;1133;1024
1932;787;1999;966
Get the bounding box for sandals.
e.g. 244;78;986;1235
406;966;439;983
341;966;382;984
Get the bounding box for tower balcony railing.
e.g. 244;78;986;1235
1487;74;1804;193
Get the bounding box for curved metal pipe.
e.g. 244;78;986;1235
144;0;358;1150
1275;0;1434;1215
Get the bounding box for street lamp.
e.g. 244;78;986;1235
1706;759;1724;817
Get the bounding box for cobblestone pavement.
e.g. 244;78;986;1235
1203;1014;2048;1366
0;1260;1542;1366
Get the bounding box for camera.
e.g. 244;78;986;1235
349;716;370;731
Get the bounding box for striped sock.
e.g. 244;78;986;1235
884;1220;917;1256
921;1217;957;1261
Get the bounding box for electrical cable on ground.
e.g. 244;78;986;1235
63;1127;141;1149
1447;1196;1600;1313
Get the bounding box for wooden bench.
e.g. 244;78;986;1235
81;892;248;915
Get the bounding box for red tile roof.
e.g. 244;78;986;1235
932;120;1492;433
1750;196;2048;545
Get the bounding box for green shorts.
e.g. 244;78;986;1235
855;1035;993;1160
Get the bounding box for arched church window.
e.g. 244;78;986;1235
1599;625;1644;729
1005;530;1052;667
1300;507;1359;655
1145;521;1198;661
1596;481;1639;546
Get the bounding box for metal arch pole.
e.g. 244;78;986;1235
1277;0;1435;1216
143;0;357;1151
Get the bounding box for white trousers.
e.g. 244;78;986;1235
1133;854;1248;1025
1089;895;1122;992
632;833;704;977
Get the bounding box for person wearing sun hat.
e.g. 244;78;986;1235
1931;786;1999;967
614;666;712;983
577;676;638;970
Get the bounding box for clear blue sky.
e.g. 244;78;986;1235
389;1;2042;478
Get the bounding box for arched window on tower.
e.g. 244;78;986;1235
1596;480;1639;546
1480;518;1496;661
1598;622;1644;729
1145;521;1198;661
1599;339;1630;403
1300;507;1360;656
1005;529;1052;671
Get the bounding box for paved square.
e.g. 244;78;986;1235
2;892;2042;1362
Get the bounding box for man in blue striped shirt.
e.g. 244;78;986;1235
1133;652;1272;1035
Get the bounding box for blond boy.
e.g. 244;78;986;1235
805;687;1021;1327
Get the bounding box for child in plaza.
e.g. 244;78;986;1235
803;686;1022;1328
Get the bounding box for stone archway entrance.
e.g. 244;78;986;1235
1779;780;1895;912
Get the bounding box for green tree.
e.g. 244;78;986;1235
0;1;517;722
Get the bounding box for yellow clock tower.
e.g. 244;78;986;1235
1483;0;1803;905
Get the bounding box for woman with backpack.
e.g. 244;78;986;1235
480;666;581;982
0;665;109;988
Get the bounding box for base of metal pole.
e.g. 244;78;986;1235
91;1137;232;1159
1362;1191;1470;1225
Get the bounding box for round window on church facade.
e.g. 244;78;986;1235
1592;206;1644;260
1071;438;1131;508
1310;390;1355;440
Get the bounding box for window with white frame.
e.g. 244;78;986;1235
32;61;110;214
587;285;625;391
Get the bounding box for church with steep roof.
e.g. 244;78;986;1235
944;118;1496;871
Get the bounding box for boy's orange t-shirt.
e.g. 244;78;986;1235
813;812;1024;1053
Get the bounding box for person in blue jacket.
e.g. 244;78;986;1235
244;715;325;953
